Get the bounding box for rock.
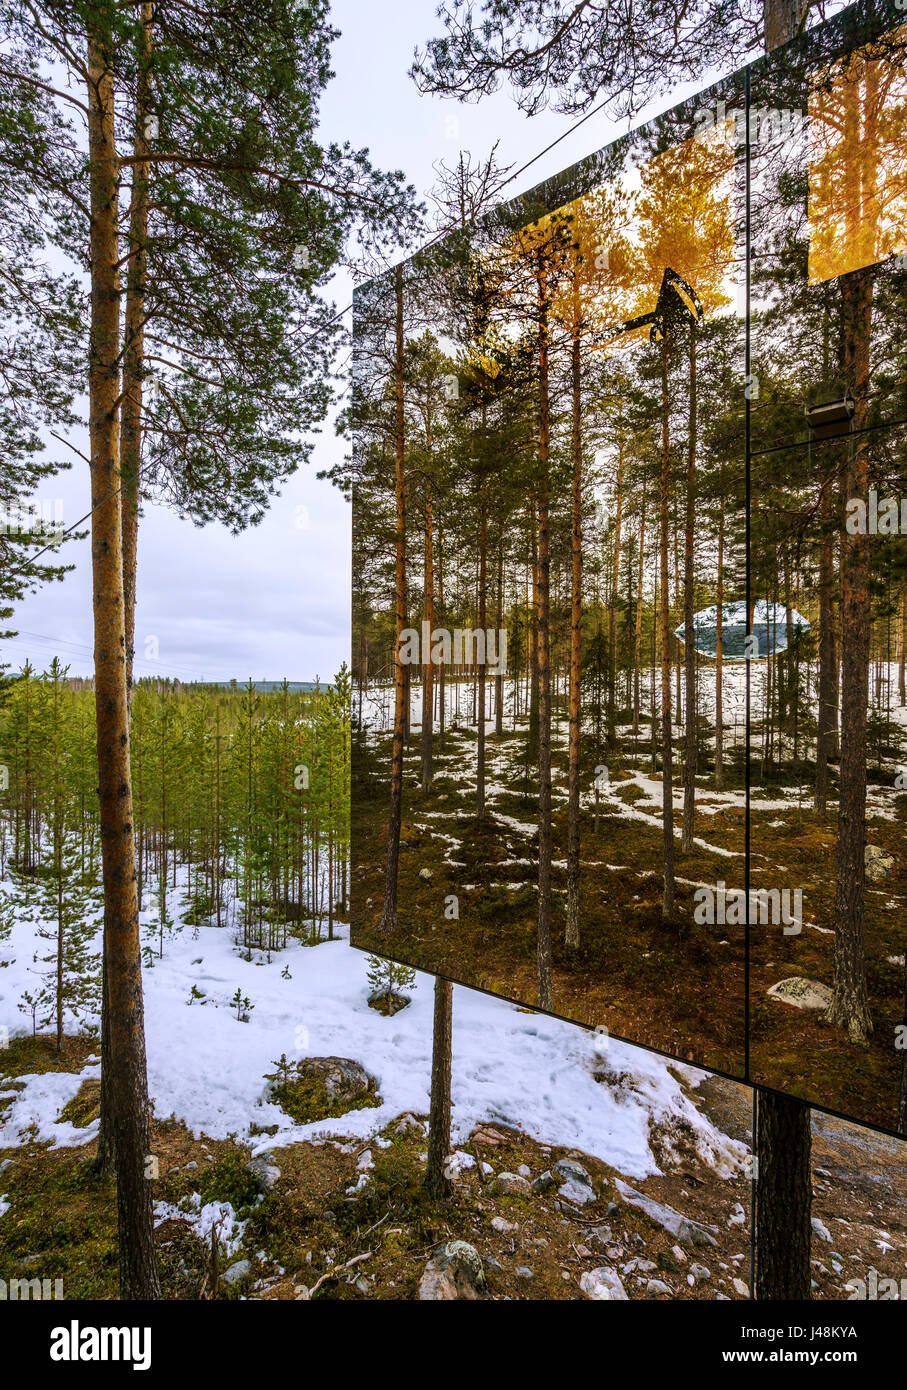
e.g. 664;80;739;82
222;1260;251;1287
553;1157;597;1206
294;1056;373;1106
393;1112;425;1137
646;1278;674;1296
517;1164;531;1178
491;1215;517;1234
811;1216;833;1243
491;1172;532;1197
672;1244;687;1263
613;1179;718;1249
728;1202;746;1227
294;1285;311;1300
732;1277;750;1297
690;1263;712;1281
418;867;433;881
0;1159;17;1176
246;1156;281;1192
767;977;833;1011
635;1259;657;1274
184;1161;198;1170
581;1225;613;1253
580;1266;629;1301
865;845;895;883
516;1266;534;1278
531;1170;558;1194
418;1240;486;1301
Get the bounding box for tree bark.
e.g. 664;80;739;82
536;264;553;1010
424;976;453;1199
754;1090;812;1299
565;306;583;952
86;0;160;1299
379;266;407;934
681;328;698;851
659;339;676;920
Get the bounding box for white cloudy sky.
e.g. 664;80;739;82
4;0;694;684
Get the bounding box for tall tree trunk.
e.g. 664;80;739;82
379;266;407;934
659;339;676;920
536;265;553;1010
633;482;646;736
715;496;724;790
477;471;487;819
421;477;434;794
754;1090;812;1299
86;2;160;1299
495;539;504;736
424;976;453;1199
565;308;583;952
681;328;698;851
754;0;812;1306
828;268;874;1040
815;466;837;814
98;0;152;1178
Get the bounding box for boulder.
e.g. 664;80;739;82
418;1241;486;1301
553;1157;597;1207
767;977;833;1011
580;1266;629;1301
865;845;895;883
613;1178;718;1249
491;1171;532;1197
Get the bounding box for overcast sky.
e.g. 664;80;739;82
3;0;692;684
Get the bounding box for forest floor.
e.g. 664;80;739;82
2;1034;905;1299
353;689;906;1132
2;852;905;1299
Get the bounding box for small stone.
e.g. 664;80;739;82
690;1263;711;1281
491;1172;532;1197
732;1277;750;1297
491;1215;517;1234
516;1266;533;1279
646;1278;673;1296
517;1164;531;1177
580;1266;629;1301
222;1260;251;1287
531;1170;558;1194
418;1240;485;1301
418;867;433;881
811;1216;833;1243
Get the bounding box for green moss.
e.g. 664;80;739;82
57;1079;101;1129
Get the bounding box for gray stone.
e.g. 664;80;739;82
811;1216;833;1243
552;1157;597;1206
865;845;895;883
581;1225;614;1253
246;1156;281;1192
690;1262;712;1281
613;1178;718;1249
531;1170;558;1194
646;1278;674;1296
491;1171;532;1197
418;1240;486;1301
767;976;833;1011
580;1266;629;1301
222;1260;251;1286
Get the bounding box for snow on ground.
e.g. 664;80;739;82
0;886;745;1183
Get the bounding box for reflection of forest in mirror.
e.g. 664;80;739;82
352;1;907;1134
809;24;907;285
351;87;747;1080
